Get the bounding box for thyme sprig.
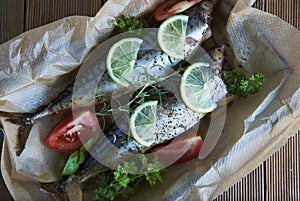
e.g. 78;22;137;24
95;67;181;120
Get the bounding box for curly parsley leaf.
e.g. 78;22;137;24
92;155;165;201
116;15;149;33
144;156;165;185
223;69;265;98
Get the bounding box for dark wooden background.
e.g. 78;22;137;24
1;0;299;44
0;0;299;200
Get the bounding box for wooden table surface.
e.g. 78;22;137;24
0;0;299;200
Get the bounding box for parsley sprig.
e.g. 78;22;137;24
92;155;166;201
223;69;265;98
116;15;149;33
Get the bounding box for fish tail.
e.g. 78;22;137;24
212;44;226;74
40;181;71;201
0;112;34;156
15;124;33;156
0;110;34;125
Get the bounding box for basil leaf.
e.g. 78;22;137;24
62;147;86;176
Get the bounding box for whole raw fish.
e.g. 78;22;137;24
15;0;216;125
53;43;227;196
1;0;219;156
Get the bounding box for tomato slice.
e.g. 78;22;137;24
45;110;100;153
151;129;203;164
154;0;182;22
154;0;203;21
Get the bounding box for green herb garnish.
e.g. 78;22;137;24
62;130;102;176
92;155;166;201
116;15;149;33
223;69;265;98
62;146;86;176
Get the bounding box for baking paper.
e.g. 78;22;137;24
1;0;300;200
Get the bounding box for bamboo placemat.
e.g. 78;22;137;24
0;0;299;200
213;0;300;200
25;0;104;31
213;132;300;200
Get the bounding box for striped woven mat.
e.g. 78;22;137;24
0;0;299;200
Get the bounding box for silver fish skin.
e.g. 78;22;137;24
184;0;216;58
211;44;226;74
48;0;221;192
17;0;217;126
70;88;207;184
67;46;227;183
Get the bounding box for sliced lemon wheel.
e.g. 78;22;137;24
157;15;189;60
107;37;143;87
180;62;217;113
130;101;158;147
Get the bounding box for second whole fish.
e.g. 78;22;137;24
55;43;228;194
17;0;218;125
3;0;220;156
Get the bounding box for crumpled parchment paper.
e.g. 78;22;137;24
1;0;300;200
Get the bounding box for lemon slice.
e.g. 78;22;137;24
107;37;143;87
130;101;158;147
180;62;217;113
157;15;188;60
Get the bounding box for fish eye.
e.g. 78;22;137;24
201;2;213;10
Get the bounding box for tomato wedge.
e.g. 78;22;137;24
45;110;100;153
154;0;203;21
154;0;182;21
151;129;203;164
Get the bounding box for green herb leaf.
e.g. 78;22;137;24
117;15;149;33
62;146;86;176
223;69;265;98
145;171;164;186
92;155;166;201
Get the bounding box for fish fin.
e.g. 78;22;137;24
0;112;33;125
0;112;23;121
55;175;75;195
0;112;34;156
15;124;33;156
40;182;69;201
